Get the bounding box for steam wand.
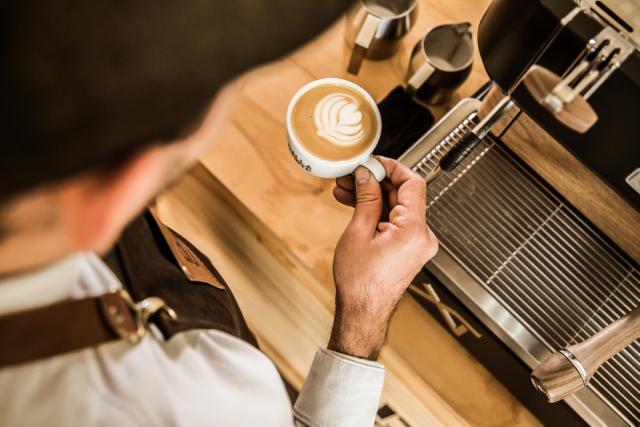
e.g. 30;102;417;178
425;96;515;184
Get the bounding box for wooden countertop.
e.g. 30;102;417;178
201;0;492;298
158;0;544;425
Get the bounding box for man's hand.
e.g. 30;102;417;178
329;157;438;360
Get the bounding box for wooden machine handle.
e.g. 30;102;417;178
531;307;640;402
522;65;597;133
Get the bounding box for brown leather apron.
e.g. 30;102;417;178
0;209;257;368
106;210;257;345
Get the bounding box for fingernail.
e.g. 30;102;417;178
355;167;370;185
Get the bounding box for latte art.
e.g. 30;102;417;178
314;93;364;146
289;81;379;162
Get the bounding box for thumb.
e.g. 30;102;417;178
350;166;383;235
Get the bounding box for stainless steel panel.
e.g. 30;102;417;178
402;102;639;426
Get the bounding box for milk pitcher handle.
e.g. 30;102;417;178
347;14;380;75
407;62;436;95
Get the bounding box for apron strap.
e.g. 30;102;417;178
0;289;175;368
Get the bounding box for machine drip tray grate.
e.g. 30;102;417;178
412;125;640;425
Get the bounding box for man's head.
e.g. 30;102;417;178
1;0;349;273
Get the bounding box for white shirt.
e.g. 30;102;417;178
0;253;385;427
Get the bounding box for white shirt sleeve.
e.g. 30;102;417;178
293;348;385;427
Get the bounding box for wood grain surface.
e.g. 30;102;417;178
156;0;548;425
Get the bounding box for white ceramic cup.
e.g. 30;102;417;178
286;78;386;182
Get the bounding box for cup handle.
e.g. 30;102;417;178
407;61;436;94
347;14;380;75
360;156;386;182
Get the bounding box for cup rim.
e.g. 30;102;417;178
286;77;382;166
360;0;418;18
419;23;474;72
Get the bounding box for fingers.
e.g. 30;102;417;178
377;222;394;233
336;175;355;192
334;176;355;207
425;226;439;260
335;164;403;205
376;156;427;219
381;179;398;208
335;179;393;221
333;186;355;207
334;175;394;218
334;158;426;235
350;166;383;236
376;156;415;187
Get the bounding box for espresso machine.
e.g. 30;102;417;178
396;0;640;425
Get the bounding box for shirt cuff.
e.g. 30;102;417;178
293;348;385;427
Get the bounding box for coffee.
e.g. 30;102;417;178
290;82;378;161
286;78;385;181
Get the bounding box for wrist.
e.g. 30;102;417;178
328;298;393;361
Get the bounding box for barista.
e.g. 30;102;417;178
0;1;438;426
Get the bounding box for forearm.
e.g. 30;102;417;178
327;297;394;361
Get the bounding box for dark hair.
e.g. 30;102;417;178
1;0;350;202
